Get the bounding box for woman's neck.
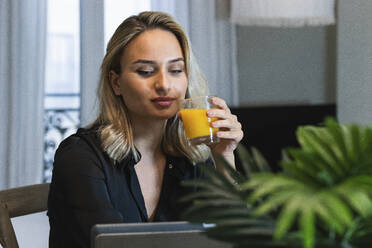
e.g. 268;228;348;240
131;116;167;158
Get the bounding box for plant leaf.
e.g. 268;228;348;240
300;207;315;248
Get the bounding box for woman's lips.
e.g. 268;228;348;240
151;97;176;108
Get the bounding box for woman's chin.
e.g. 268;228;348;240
153;111;178;121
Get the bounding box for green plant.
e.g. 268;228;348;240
182;119;372;248
182;146;284;247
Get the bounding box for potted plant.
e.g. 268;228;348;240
182;119;372;248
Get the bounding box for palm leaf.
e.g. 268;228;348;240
318;192;353;228
300;208;315;248
181;180;240;199
245;174;303;203
297;126;345;178
250;147;272;172
182;119;372;248
181;154;279;247
236;145;272;178
274;197;299;239
213;153;247;184
324;118;350;170
179;190;239;203
253;190;296;216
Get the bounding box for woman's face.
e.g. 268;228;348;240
110;28;188;121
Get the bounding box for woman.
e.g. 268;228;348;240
47;11;243;248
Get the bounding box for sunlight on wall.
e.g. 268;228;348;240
104;0;151;47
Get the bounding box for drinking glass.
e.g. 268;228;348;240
179;95;220;146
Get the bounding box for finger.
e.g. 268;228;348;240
208;110;241;128
207;109;233;119
211;97;230;113
216;129;244;141
212;119;242;130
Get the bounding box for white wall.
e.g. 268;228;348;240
337;0;372;124
236;26;336;106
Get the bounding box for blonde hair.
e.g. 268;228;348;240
90;11;210;163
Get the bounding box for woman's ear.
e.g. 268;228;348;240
109;70;121;96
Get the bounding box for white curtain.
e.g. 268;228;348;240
231;0;336;27
80;0;105;126
151;0;239;106
0;0;47;189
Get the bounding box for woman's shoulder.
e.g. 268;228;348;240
55;126;100;156
53;125;107;177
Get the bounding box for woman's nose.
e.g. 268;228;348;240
155;70;171;94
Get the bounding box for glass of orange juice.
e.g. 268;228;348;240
179;95;220;145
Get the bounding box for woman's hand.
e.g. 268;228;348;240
207;97;244;169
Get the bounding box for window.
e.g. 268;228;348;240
43;0;151;182
43;0;80;182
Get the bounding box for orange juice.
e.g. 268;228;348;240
179;109;218;139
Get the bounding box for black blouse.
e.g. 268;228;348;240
47;127;213;248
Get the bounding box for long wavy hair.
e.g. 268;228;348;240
89;11;210;163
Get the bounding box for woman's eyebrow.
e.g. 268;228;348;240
132;59;156;65
169;58;184;63
132;58;184;65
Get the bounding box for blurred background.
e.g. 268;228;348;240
1;0;372;247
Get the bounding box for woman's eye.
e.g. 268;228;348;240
136;70;154;76
170;69;183;74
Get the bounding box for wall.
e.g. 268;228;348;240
337;0;372;124
236;26;336;106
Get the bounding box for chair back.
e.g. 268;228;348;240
0;183;50;248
